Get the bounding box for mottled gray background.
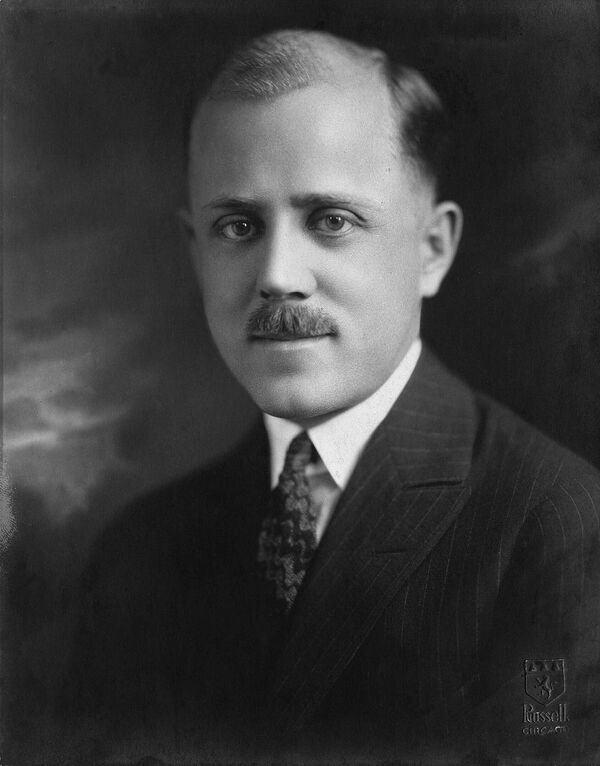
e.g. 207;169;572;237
3;0;600;761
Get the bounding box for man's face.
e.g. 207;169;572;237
187;79;437;423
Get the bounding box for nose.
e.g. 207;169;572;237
256;226;317;300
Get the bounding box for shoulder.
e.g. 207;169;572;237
89;466;221;569
470;390;600;535
412;349;600;553
410;349;600;524
85;418;268;584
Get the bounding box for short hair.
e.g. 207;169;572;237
187;29;450;194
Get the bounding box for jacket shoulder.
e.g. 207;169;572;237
470;389;600;535
85;419;268;585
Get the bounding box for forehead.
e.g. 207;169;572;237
188;79;420;209
191;69;394;149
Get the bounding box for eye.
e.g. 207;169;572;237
309;211;355;236
215;216;258;241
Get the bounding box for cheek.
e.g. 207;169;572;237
375;246;423;309
329;255;419;317
201;259;253;311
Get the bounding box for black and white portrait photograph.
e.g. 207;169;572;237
2;1;600;764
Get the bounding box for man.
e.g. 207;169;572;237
67;30;600;764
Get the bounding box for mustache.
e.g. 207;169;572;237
246;302;338;340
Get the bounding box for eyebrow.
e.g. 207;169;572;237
202;193;381;214
291;193;381;213
202;196;261;212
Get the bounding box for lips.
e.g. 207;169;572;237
251;333;331;341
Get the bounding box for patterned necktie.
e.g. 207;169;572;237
257;430;318;615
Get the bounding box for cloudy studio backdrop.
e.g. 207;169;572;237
3;0;600;761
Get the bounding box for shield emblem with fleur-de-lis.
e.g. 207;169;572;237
524;659;566;705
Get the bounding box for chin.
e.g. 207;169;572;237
255;396;324;423
248;374;369;424
248;381;338;423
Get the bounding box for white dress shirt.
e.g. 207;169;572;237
263;339;422;542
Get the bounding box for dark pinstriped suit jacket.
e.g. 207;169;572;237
70;349;600;764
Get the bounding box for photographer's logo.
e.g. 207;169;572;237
522;659;568;737
524;659;566;705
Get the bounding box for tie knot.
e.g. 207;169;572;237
283;430;314;474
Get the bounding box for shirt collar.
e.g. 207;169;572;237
263;339;422;490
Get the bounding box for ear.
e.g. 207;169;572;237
177;208;203;287
418;201;463;298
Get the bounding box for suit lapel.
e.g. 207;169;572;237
265;350;478;733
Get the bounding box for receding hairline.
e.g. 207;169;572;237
186;29;450;195
204;29;388;101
